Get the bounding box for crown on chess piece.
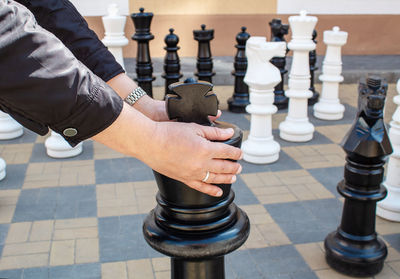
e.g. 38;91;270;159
324;26;348;46
131;7;154;37
289;10;318;42
193;24;214;42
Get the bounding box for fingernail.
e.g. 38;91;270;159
231;175;237;183
222;128;234;135
216;189;223;197
236;165;242;174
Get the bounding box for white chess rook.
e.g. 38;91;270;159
0;157;6;181
313;26;348;120
242;37;286;164
377;80;400;221
45;131;83;159
102;3;129;70
279;11;317;142
0;111;23;140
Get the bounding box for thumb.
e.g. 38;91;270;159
200;126;234;141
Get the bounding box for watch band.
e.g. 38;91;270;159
124;87;147;106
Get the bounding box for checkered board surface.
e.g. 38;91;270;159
0;84;399;279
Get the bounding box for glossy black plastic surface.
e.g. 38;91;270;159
308;30;319;106
193;25;215;83
162;28;183;97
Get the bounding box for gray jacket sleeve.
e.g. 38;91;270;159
0;0;123;146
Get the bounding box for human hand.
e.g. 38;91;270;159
137;121;242;197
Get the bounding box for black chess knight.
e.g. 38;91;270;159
269;19;289;109
162;28;183;97
193;25;215;83
227;26;251;113
324;76;392;277
143;79;250;279
131;8;156;97
308;30;319;106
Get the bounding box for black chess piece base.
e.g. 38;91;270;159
274;91;288;110
325;231;387;277
227;95;249;113
308;91;319;106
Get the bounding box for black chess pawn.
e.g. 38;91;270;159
308;29;319;106
130;7;156;97
227;26;251;113
324;76;393;277
193;24;215;83
162;28;183;97
143;81;249;279
269;19;289;110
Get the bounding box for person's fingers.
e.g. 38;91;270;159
205;173;237;184
210;142;243;160
207;159;242;174
186;180;223;197
200;126;234;141
208;110;222;121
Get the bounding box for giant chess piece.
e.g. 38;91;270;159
314;27;348;120
377;79;400;221
324;76;392;277
308;30;319;106
279;11;317;142
0;111;23;140
45;131;83;158
227;26;250;113
242;37;286;164
162;28;183;97
143;80;250;279
101;3;129;70
193;24;215;83
131;8;155;97
0;157;6;181
269;18;289;110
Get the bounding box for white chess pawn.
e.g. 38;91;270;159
45;131;83;158
313;26;348;120
0;111;23;140
279;11;317;142
242;37;286;164
102;3;129;70
377;79;400;221
0;158;6;181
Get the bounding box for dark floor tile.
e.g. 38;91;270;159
308;167;343;197
49;263;100;279
384;233;400;252
274;130;333;147
29;141;93;163
0;129;37;145
22;267;49;279
0;268;23;279
95;158;154;184
219;111;250;131
0;164;27;190
232;176;258;206
13;186;96;222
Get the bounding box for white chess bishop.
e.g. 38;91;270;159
45;131;83;159
377;79;400;221
241;37;286;164
102;3;129;70
0;111;23;140
279;10;317;142
314;26;348;120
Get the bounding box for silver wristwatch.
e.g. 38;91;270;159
124;87;147;106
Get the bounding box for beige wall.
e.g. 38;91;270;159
129;0;277;15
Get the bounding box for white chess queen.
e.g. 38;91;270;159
241;37;286;164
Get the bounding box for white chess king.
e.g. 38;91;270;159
102;3;129;70
279;10;317;142
377;79;400;221
313;26;348;120
242;37;286;164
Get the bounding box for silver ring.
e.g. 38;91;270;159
202;171;210;183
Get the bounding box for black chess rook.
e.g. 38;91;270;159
308;29;319;106
162;28;183;97
193;24;215;83
130;7;156;97
324;76;393;277
269;19;289;110
227;26;251;113
143;80;250;279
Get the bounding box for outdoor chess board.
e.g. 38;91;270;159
0;84;398;279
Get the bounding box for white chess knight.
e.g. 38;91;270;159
241;37;286;164
45;131;82;159
0;111;23;140
279;10;317;142
377;79;400;221
102;3;129;70
313;26;348;120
